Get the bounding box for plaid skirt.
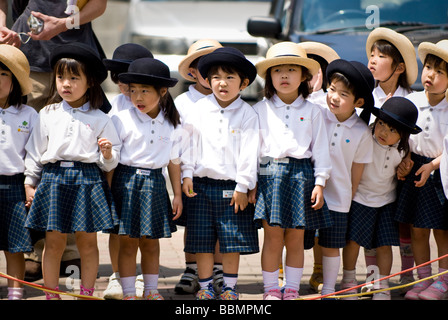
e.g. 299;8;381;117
254;157;332;230
183;177;259;254
395;153;448;230
111;164;176;239
25;161;118;234
0;174;33;253
347;201;399;249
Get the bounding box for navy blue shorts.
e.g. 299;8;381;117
25;161;118;234
348;201;399;249
254;157;332;230
304;210;348;249
0;174;33;253
183;177;259;254
395;153;448;230
111;164;176;239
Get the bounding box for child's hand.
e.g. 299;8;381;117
414;163;433;187
182;178;196;197
98;138;113;160
397;157;414;180
248;185;257;204
311;185;324;210
24;184;36;208
172;195;183;220
230;191;248;213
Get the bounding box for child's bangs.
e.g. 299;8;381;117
425;54;448;73
372;40;404;64
54;58;85;77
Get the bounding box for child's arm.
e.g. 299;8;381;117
311;185;325;210
230;191;248;214
351;162;365;198
248;184;257;204
24;184;36;208
168;161;183;220
397;152;414;180
98;137;113;160
182;177;196;197
414;155;440;187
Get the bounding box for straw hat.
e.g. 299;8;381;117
178;39;222;82
366;27;418;86
418;40;448;101
255;42;320;79
297;41;340;64
0;44;32;95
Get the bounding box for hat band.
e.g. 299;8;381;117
196;45;215;51
273;54;304;58
381;110;418;130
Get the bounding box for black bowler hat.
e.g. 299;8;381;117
372;97;422;134
50;42;108;83
118;58;178;87
103;43;154;74
198;47;257;85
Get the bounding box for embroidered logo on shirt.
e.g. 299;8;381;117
158;136;170;143
18;120;30;133
345;139;350;143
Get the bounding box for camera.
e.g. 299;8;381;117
27;15;44;35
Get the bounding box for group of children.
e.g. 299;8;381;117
1;25;448;301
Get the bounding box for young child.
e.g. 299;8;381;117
298;41;340;293
24;42;121;300
365;26;418;291
304;59;375;298
101;42;154;300
395;40;448;300
181;47;259;300
342;97;421;300
0;44;36;300
111;57;183;300
252;41;332;300
174;39;224;295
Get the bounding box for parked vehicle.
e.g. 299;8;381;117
248;0;448;89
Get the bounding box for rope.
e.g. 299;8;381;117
0;271;104;300
301;253;448;300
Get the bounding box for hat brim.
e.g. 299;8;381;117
198;51;257;85
298;42;340;64
366;27;418;86
178;47;219;82
255;56;320;79
103;59;132;74
418;42;448;65
0;46;32;95
372;108;422;134
327;59;374;109
118;72;178;88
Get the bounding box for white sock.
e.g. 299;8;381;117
322;255;341;295
143;273;159;295
199;276;213;290
121;276;137;296
8;287;24;300
223;273;238;289
342;269;356;282
262;269;280;292
284;266;303;291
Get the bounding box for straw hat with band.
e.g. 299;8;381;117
198;47;257;85
366;27;417;86
298;41;340;64
119;58;178;88
0;44;32;95
371;96;421;135
103;43;154;74
418;39;448;101
255;42;320;79
178;39;222;82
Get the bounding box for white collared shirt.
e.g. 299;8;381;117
0;104;38;175
174;85;209;122
307;89;328;108
407;91;448;158
181;94;259;193
254;94;331;186
112;107;181;169
25;101;121;186
354;136;404;207
373;85;411;108
319;106;373;212
108;93;133;117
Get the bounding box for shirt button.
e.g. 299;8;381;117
285;115;289;119
150;140;153;144
286;106;290;110
425;127;429;131
334;133;337;136
337;124;341;127
220;110;224;114
151;130;154;134
385;165;388;168
152;120;155;125
331;142;335;146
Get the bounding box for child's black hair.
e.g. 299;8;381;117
370;40;412;93
205;64;248;87
47;58;104;109
328;72;363;103
154;85;180;128
0;62;23;108
263;65;313;100
308;54;329;92
424;53;448;74
372;118;410;156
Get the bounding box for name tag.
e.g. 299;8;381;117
0;185;10;189
223;190;234;198
273;157;289;164
136;169;152;176
60;161;74;168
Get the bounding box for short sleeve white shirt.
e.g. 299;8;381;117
108;93;133;117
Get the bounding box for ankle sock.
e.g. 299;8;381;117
121;276;137;296
262;269;280;292
7;287;24;300
198;276;213;290
321;255;340;295
223;273;238;289
143;273;159;296
399;238;414;276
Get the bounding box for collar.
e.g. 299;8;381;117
272;94;305;108
326;108;360;128
418;92;448;110
209;94;243;111
132;106;165;124
374;85;408;101
0;105;19;114
188;84;209;102
62;100;91;112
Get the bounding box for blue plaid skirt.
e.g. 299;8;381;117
347;201;399;249
25;161;118;234
254;157;332;230
395;153;448;230
111;164;176;239
183;177;259;254
0;174;33;253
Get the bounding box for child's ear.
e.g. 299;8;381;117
354;97;365;108
239;78;250;91
189;67;198;80
395;62;405;75
160;87;168;97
